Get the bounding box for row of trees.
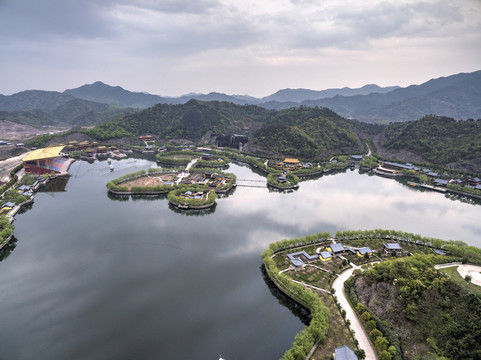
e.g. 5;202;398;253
268;233;331;254
262;244;330;360
167;186;216;207
0;215;14;247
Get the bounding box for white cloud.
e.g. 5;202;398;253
0;0;480;95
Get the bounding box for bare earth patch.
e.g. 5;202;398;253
122;176;165;190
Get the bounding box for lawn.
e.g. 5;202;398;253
439;266;481;296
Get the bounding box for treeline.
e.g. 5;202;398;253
262;234;332;360
335;228;481;264
383;115;481;164
0;215;14;247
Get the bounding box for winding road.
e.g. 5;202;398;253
332;265;377;360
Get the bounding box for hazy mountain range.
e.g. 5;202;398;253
0;70;480;127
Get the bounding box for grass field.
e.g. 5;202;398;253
439;266;481;295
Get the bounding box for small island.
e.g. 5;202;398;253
106;167;236;210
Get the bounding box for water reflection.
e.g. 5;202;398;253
0;236;17;262
216;187;237;199
261;265;311;326
267;186;298;194
131;194;168;201
168;202;217;216
37;176;70;192
107;192;130;201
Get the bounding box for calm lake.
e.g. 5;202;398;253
1;158;480;360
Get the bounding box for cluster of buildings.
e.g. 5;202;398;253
287;242;375;268
375;161;481;191
178;171;231;189
276;158;313;170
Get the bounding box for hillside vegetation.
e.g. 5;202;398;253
382;115;481;164
254;107;361;158
352;255;481;359
109;99;273;140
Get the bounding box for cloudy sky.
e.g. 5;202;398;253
1;0;480;97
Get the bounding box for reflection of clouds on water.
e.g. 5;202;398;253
220;169;481;257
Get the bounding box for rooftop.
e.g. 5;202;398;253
331;243;345;253
22;146;65;162
334;345;358;360
384;242;402;250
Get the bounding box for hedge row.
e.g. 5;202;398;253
167;186;216;207
268;232;331;254
0;214;14;247
262;242;330;360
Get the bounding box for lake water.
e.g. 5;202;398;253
1;158;480;360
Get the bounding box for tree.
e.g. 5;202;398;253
369;328;383;342
355;349;366;359
375;336;389;352
366;320;377;332
356;303;365;314
379;350;393;360
465;274;472;282
360;311;372;322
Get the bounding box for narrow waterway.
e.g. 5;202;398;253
0;159;480;360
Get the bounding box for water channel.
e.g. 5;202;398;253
1;158;480;360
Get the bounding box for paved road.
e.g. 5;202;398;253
332;266;377;360
0;152;30;183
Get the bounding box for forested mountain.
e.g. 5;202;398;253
2;70;480;127
0;90;74;112
62;82;398;109
109;100;273;140
50;98;136;126
261;84;399;103
299;71;481;123
253;107;361;158
0;110;60;127
0;97;135;128
381;115;481;164
64;81;165;108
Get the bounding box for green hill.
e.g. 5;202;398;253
253;107;361;158
382;115;481;164
352;255;481;359
110;99;273;140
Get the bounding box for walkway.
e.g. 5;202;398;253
332;266;377;360
185;158;197;170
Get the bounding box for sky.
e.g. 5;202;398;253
1;0;480;97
